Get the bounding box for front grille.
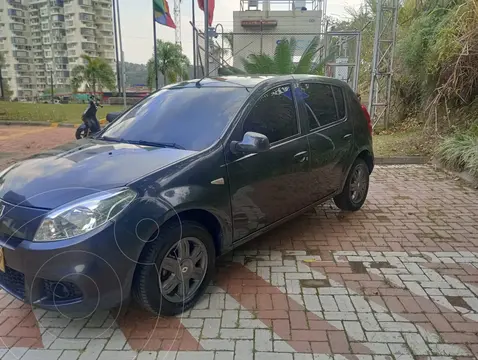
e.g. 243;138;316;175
0;266;25;299
43;279;82;303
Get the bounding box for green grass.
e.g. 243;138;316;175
0;101;124;123
373;130;427;157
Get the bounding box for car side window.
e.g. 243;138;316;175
300;83;338;130
243;85;299;144
332;86;346;119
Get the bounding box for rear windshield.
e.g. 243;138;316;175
102;86;250;151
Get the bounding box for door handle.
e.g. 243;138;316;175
343;134;352;140
294;151;309;163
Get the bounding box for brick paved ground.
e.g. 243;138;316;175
0;127;478;359
0;126;73;170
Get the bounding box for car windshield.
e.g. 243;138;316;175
101;86;250;151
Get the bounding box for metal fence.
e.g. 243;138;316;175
193;27;362;91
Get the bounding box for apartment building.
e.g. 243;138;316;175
0;0;116;100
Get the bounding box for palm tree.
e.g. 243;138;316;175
147;40;190;89
71;55;116;93
241;36;335;75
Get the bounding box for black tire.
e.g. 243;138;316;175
75;126;88;140
132;220;215;316
334;158;370;211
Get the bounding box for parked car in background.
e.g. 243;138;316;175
0;75;373;317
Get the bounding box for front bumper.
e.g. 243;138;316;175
0;221;140;317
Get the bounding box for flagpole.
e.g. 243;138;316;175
192;1;197;78
112;0;121;93
116;0;127;108
204;0;209;75
153;10;159;90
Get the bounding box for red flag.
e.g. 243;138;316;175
198;0;215;26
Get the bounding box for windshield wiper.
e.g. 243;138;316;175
98;137;185;150
127;140;186;150
98;136;122;143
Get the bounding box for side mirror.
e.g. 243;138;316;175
231;131;270;154
106;112;122;123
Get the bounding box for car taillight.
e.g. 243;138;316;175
361;105;373;136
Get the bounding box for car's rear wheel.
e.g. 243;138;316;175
334;158;370;211
132;220;215;316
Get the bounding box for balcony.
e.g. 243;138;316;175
81;21;95;28
7;0;25;10
97;24;113;31
10;24;26;32
82;42;96;51
80;6;94;14
50;6;64;15
81;28;95;36
13;50;29;58
82;35;95;43
52;22;65;29
83;50;97;57
98;51;114;59
96;16;112;24
8;9;25;17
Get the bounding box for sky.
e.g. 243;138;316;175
118;0;363;64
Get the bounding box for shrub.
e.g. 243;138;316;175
436;125;478;177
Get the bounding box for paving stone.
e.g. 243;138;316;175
214;351;234;360
22;350;63;360
256;353;293;360
49;339;90;350
98;351;145;360
58;350;81;360
219;329;253;340
254;329;273;352
200;340;235;351
366;331;405;343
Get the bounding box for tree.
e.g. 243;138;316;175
147;40;190;89
240;36;334;75
0;54;13;100
71;55;116;93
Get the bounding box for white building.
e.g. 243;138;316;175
232;0;324;70
0;0;116;100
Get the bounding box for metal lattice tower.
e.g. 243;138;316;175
368;0;399;129
174;0;182;45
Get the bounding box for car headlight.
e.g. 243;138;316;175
34;188;137;242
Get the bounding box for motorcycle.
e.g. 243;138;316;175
75;110;122;140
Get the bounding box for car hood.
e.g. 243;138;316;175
0;139;197;209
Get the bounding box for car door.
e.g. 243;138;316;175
299;82;354;201
225;83;311;241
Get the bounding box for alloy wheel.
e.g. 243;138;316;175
349;165;368;204
158;237;208;303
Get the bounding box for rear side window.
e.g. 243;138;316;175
300;83;338;130
332;86;346;119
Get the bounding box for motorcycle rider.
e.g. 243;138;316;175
82;95;102;134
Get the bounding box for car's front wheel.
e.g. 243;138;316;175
132;220;215;316
334;158;370;211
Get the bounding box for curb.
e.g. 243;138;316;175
375;156;429;165
431;159;478;188
0;119;107;128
